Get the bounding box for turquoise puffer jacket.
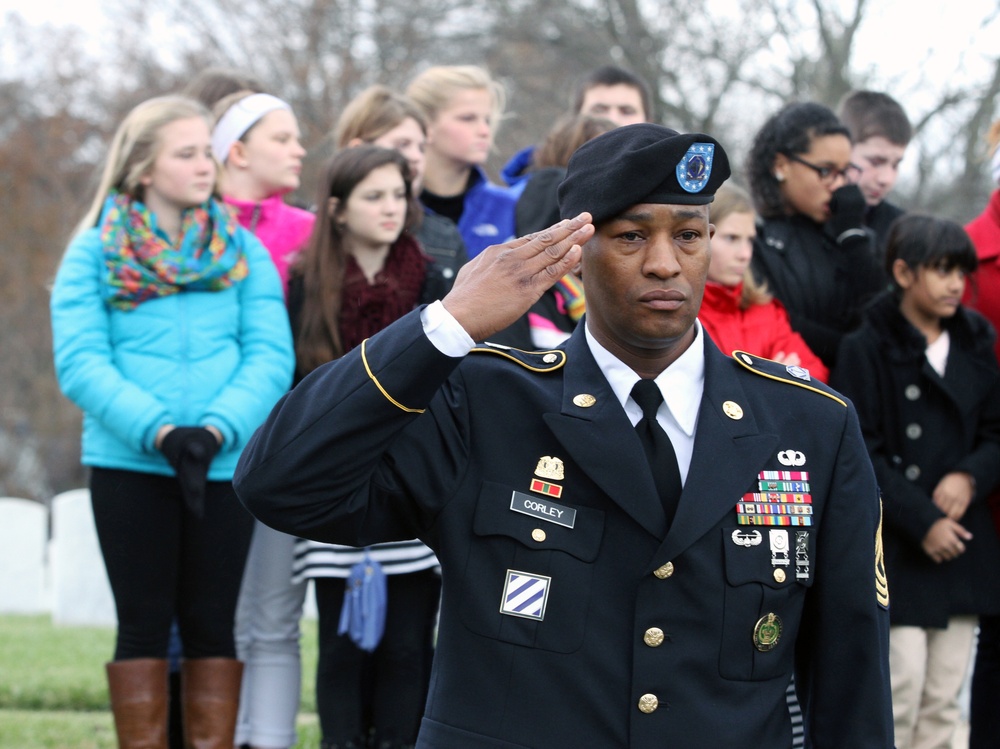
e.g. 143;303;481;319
51;213;294;481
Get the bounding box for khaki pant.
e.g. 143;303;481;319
890;617;976;749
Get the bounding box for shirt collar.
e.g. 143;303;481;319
584;320;706;437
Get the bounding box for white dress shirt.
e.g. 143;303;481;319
420;300;705;484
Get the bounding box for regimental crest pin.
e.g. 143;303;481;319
535;456;565;481
676;142;715;194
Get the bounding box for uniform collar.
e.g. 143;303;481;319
584;320;705;438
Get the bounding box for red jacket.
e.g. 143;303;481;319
964;188;1000;533
698;282;829;382
964;189;1000;365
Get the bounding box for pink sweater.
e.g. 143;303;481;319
224;194;315;293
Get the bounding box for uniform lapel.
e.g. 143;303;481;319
653;340;779;565
543;327;668;539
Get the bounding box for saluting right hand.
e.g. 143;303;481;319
442;213;594;343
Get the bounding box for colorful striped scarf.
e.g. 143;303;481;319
554;273;586;322
100;191;248;311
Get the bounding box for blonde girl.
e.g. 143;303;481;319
406;65;517;259
50;95;293;749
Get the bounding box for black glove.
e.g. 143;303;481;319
826;183;868;245
159;427;221;517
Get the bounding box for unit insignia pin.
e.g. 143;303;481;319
573;393;596;408
722;401;744;420
786;365;811;381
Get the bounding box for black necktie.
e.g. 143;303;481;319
630;378;683;526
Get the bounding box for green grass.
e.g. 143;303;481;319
0;614;320;748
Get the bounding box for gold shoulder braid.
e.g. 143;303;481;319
731;350;846;407
875;497;890;609
470;341;567;372
361;338;426;414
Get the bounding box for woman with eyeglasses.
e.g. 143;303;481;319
746;101;885;369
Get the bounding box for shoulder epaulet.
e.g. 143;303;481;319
470;341;566;372
732;350;846;407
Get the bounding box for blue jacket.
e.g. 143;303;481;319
456;166;518;258
51;210;295;481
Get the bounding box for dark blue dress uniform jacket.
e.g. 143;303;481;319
235;309;893;749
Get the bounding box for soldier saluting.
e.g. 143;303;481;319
235;124;893;748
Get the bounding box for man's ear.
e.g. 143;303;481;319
346;137;365;149
891;258;914;289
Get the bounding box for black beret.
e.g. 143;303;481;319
557;123;731;225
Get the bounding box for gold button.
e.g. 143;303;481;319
573;393;596;408
531;528;546;543
638;693;659;713
644;627;665;647
653;561;674;579
773;568;786;583
543;353;558;363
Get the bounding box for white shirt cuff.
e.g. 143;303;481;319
420;301;475;358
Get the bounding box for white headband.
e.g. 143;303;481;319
211;93;291;163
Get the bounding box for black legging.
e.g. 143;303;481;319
970;614;1000;749
314;568;441;745
90;467;254;661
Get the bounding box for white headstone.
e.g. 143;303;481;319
0;497;48;614
50;488;116;626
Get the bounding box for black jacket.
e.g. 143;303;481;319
751;214;885;369
236;310;893;749
832;292;1000;627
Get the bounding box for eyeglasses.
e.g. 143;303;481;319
783;153;861;185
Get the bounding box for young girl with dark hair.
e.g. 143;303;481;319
832;213;1000;749
50;95;294;749
288;145;445;749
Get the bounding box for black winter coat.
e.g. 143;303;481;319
832;292;1000;627
751;214;885;369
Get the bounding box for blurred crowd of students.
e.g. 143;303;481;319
48;59;1000;749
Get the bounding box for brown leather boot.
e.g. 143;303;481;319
106;658;170;749
180;658;243;749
